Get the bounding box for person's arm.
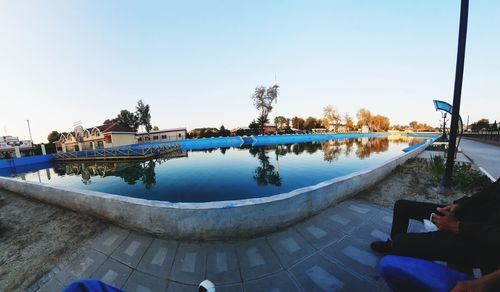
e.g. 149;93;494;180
452;269;500;292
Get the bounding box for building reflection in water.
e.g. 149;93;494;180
52;151;187;189
37;137;423;190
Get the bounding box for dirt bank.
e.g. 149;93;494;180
0;189;105;291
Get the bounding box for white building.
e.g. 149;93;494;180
0;136;33;153
136;128;187;142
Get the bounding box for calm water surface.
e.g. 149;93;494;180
8;136;423;202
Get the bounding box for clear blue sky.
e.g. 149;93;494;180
1;0;499;143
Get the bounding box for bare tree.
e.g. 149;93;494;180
251;85;280;134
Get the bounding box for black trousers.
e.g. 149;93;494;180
389;200;494;272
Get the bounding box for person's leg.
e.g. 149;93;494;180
390;200;443;238
391;230;478;265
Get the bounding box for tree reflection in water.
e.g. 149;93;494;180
322;140;342;162
354;137;390;159
250;147;282;187
53;159;159;189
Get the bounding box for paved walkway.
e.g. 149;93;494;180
32;200;427;292
417;150;471;163
460;138;500;180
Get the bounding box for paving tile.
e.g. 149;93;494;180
37;278;65;292
322;236;382;283
137;238;178;279
294;216;345;249
217;283;244;292
169;242;207;285
243;271;301;292
266;228;315;268
337;201;382;220
290;253;377;291
236;238;282;281
166;281;197;292
111;233;153;268
123;270;168;292
205;242;241;284
353;223;391;242
55;249;107;285
369;208;393;226
91;258;133;288
317;206;365;235
90;226;130;255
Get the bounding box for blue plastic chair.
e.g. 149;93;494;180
378;255;472;292
64;280;123;292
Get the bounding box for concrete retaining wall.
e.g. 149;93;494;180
0;141;429;240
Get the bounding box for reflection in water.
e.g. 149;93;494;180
54;160;158;189
249;147;282;187
52;152;189;189
322;140;343;162
6;136;427;202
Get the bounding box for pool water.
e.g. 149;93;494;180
7;136;424;203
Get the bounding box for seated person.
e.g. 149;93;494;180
371;179;500;274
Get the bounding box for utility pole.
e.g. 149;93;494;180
441;0;469;189
26;119;33;143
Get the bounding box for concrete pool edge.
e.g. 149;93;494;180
0;141;429;240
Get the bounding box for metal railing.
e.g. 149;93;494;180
53;144;180;161
462;131;500;143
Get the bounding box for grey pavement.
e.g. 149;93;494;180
35;200;398;292
460;138;500;180
417;150;471;164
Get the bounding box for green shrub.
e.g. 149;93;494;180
426;144;446;152
452;163;491;192
427;155;445;182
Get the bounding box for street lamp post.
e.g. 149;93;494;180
26;119;33;143
441;0;469;189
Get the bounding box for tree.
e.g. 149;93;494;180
47;131;61;143
136;99;152;133
116;109;139;131
371;115;390;132
322;105;341;131
275;116;287;131
291;117;305;129
471;118;490;132
219;125;230;137
251;85;279;134
344;113;354;132
356;108;372;128
257;115;269;134
103;119;116;125
493;120;498;131
152;126;159;131
248;120;260;135
409;121;419;130
304;117;319;130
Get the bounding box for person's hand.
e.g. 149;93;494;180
452;278;490;292
432;207;460;233
437;203;461;216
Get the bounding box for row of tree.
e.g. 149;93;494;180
273;108;390;132
103;99;152;133
189;126;231;138
469;118;498;132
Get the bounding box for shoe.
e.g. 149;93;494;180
370;240;393;254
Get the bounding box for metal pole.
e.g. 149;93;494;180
26;119;33;142
441;0;469;188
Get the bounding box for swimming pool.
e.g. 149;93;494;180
5;134;429;203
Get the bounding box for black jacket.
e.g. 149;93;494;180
454;179;500;251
